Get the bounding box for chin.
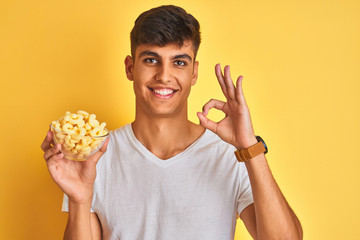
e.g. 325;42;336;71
147;106;185;118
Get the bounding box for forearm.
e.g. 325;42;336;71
64;198;94;240
245;154;303;240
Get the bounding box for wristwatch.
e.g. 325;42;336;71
234;136;268;162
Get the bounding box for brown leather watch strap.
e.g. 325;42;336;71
234;141;266;162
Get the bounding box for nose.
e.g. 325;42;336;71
155;63;172;83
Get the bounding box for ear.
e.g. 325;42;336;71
191;61;199;86
124;55;134;81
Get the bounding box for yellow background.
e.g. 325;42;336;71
1;0;359;239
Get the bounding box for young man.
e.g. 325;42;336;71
41;5;302;240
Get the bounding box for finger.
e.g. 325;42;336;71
50;151;64;162
235;75;248;106
44;143;62;161
197;112;218;133
41;130;54;152
215;64;229;99
88;137;110;163
99;137;109;153
47;152;64;171
223;65;236;100
202;99;226;115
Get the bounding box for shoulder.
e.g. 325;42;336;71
95;124;132;167
106;124;133;149
109;124;130;140
200;129;236;151
189;128;238;166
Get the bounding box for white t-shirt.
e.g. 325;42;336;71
62;124;253;240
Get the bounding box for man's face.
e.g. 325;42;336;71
125;41;199;118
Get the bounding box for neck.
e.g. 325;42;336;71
132;113;204;160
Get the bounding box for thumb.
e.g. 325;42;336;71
197;112;218;133
88;137;109;163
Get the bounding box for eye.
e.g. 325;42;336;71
174;60;187;66
144;58;158;64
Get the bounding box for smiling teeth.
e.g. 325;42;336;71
153;89;174;96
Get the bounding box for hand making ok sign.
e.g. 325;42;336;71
197;64;258;150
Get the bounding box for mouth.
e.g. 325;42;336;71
148;87;178;99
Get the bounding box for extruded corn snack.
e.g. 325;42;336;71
51;110;108;160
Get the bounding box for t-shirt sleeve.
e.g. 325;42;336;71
61;193;68;212
236;162;254;215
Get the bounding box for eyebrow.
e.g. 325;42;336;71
172;54;192;62
139;50;159;59
138;50;193;62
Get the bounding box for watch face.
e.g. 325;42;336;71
256;136;268;154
